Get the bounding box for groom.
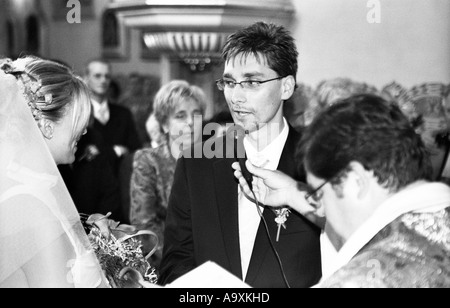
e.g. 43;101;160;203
158;22;322;288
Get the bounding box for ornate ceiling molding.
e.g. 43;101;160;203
142;31;229;71
109;0;295;30
107;0;295;71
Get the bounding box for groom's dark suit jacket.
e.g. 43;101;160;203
159;127;322;288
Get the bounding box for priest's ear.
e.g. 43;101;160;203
38;119;54;140
347;161;371;199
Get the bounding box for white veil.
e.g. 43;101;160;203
0;68;107;287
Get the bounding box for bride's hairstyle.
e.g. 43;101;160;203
0;56;106;288
0;56;91;141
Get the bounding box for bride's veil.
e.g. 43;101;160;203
0;63;106;287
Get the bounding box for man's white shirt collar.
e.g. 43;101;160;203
91;98;110;124
243;118;289;170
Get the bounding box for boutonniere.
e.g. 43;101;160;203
274;207;291;242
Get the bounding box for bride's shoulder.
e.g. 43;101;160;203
1;189;61;231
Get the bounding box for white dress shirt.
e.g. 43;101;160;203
91;98;110;125
238;118;289;279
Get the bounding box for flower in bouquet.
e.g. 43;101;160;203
82;213;158;288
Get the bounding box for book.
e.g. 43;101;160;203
166;261;251;288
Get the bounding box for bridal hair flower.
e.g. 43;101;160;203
0;58;53;121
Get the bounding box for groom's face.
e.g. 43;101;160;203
222;53;292;134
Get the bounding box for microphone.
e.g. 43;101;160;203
231;124;253;191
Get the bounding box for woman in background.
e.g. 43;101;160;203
0;56;108;288
129;80;206;271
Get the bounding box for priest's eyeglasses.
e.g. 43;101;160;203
304;179;330;207
216;76;286;91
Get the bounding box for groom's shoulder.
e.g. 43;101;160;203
179;134;230;163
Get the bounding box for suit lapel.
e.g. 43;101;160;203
277;127;303;181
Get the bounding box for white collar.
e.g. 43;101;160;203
243;118;289;170
320;181;450;282
91;98;108;108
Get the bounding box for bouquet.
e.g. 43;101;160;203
81;213;159;288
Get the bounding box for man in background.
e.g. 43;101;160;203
84;59;141;171
84;59;142;223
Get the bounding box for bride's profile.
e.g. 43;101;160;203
0;56;109;288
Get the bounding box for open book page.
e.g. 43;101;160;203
165;261;251;288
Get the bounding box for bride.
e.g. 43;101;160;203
0;56;109;288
